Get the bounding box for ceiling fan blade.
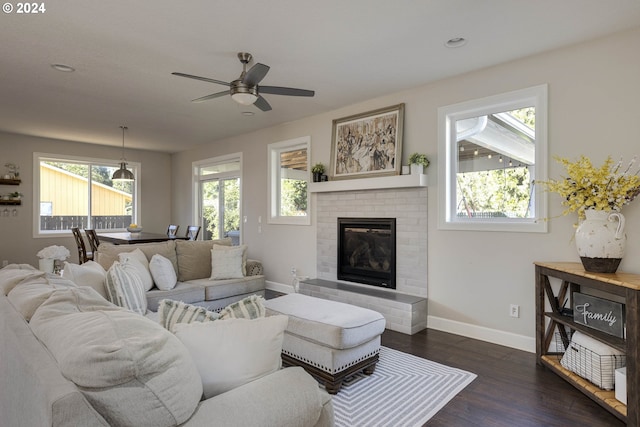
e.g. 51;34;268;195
254;95;272;112
191;90;230;103
259;86;315;97
172;72;230;87
243;63;270;86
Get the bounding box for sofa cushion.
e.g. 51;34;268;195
158;298;219;332
119;249;154;291
30;286;202;427
149;254;178;290
96;241;178;274
210;244;247;280
7;275;76;321
173;315;288;399
105;262;147;315
175;238;232;282
0;265;44;295
197;275;265;301
62;261;108;299
146;282;206;312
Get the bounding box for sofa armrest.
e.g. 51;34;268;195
246;259;263;276
182;367;333;427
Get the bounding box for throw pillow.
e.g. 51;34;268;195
175;238;232;281
30;287;202;427
210;244;247;280
7;275;76;321
119;249;154;291
218;294;266;320
158;299;219;332
149;254;177;291
105;261;147;315
173;315;289;398
62;260;108;299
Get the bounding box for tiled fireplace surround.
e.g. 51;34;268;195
302;186;428;334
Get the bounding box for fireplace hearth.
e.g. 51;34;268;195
337;217;396;289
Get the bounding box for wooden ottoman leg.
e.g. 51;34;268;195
325;379;342;395
363;363;376;375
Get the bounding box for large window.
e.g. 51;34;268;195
194;154;241;243
438;85;548;232
268;136;310;225
35;153;140;235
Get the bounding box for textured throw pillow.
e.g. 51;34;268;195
210;244;247;280
119;249;154;291
218;295;266;320
105;262;147;315
176;238;233;281
30;287;202;427
149;254;177;291
158;299;219;332
8;275;77;321
62;260;108;299
173;315;289;398
0;267;44;296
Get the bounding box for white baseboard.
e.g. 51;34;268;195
428;315;535;353
265;280;294;294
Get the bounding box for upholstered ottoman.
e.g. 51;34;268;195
264;293;386;394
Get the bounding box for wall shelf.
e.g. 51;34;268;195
309;173;427;193
0;178;21;185
0;200;21;205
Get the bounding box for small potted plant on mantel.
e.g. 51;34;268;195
312;163;326;182
408;153;430;175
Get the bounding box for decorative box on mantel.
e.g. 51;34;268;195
309;173;427;193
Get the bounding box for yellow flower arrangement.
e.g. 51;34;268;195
542;155;640;219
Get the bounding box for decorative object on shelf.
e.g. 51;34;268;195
4;162;19;179
575;210;626;273
112;125;135;182
330;103;404;180
408;153;429;175
8;191;22;201
311;163;325;183
542;155;640;273
36;245;70;274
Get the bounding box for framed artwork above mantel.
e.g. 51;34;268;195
330;103;404;180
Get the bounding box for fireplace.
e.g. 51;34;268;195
337;217;396;289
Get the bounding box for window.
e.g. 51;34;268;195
268;136;310;225
35;153;140;235
194;154;241;243
438;85;548;232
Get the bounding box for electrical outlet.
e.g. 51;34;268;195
510;304;520;318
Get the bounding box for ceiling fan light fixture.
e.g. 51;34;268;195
231;92;258;105
112;125;135;182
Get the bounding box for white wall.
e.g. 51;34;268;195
0;132;172;266
173;27;640;350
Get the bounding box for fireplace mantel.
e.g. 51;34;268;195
309;173;427;193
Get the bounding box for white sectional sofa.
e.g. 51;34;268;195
0;265;334;427
94;238;265;311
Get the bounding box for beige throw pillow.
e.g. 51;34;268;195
149;254;177;290
210;244;247;280
175;238;232;281
62;260;107;298
173;315;289;399
119;249;154;291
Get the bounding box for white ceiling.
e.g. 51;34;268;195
2;0;640;153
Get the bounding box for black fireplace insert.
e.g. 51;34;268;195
337;217;396;289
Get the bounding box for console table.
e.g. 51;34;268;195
535;262;640;425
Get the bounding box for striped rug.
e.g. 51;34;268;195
332;346;477;427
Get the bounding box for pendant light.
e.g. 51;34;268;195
112;125;135;181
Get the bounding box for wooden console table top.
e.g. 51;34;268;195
534;261;640;290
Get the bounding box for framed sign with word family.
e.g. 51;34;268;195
573;292;625;338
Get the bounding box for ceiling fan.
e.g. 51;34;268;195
172;52;315;112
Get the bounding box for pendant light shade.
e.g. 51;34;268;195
112;126;134;182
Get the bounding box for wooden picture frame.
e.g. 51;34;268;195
330;103;404;180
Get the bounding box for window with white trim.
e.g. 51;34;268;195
438;85;548;232
268;136;310;225
35;153;140;235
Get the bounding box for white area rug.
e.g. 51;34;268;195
332;346;477;427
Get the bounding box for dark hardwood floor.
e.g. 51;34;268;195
381;328;625;427
264;291;624;426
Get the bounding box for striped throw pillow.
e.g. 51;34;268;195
105;261;147;315
218;295;266;320
158;299;220;332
